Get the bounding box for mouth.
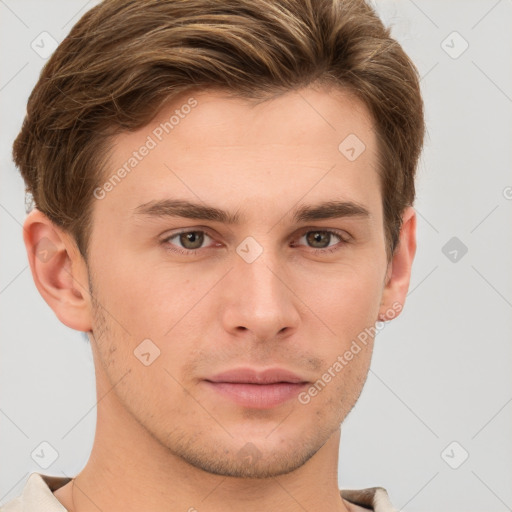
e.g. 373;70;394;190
203;367;309;409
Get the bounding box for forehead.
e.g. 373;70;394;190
96;86;380;222
144;85;376;157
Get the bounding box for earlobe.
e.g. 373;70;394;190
378;206;417;321
23;209;93;332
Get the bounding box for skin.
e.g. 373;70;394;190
23;85;416;512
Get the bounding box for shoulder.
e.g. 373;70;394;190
341;486;396;512
0;473;70;512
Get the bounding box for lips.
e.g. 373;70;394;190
204;368;309;409
207;367;307;384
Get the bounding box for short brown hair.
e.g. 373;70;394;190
13;0;424;262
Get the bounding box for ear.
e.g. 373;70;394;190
23;209;93;332
378;206;417;321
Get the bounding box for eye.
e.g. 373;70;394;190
293;229;350;254
162;230;216;255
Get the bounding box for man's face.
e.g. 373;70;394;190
86;86;391;477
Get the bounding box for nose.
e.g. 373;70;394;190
220;250;301;342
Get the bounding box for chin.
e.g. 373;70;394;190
166;421;333;479
178;442;319;479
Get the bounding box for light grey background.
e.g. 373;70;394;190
1;1;511;511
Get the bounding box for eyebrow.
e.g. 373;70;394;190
132;198;370;224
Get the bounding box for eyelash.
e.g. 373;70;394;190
161;228;351;256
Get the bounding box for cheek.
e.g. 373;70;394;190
306;264;384;338
96;257;191;335
331;346;373;409
299;337;374;427
95;261;216;381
